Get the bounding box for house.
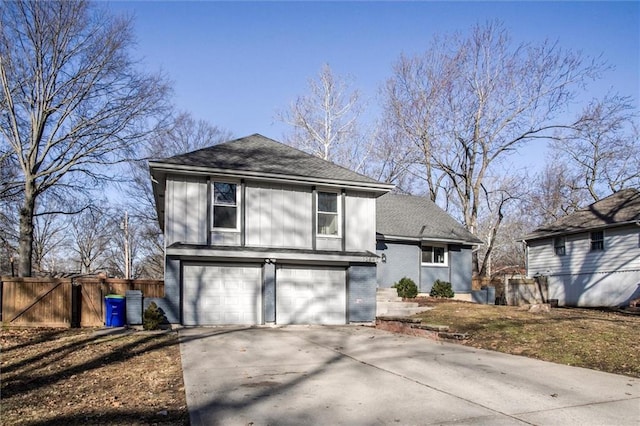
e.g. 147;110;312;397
149;134;393;325
523;188;640;307
376;193;483;299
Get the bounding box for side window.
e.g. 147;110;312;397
213;182;238;230
554;237;566;256
422;245;447;265
590;231;604;251
317;191;339;236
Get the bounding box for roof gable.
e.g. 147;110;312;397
376;193;482;245
152;133;382;186
524;188;640;240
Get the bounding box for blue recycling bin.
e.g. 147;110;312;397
105;294;126;327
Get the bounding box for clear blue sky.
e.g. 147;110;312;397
108;1;639;158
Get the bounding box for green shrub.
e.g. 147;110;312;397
143;302;165;330
430;280;454;298
392;277;418;299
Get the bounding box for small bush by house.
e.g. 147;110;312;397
430;280;454;298
393;277;418;298
143;302;165;330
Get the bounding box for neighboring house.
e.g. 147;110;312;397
523;189;640;307
148;134;482;326
149;134;393;325
376;193;483;299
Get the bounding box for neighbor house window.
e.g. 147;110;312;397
317;191;339;236
554;237;566;256
212;182;238;230
422;245;447;265
590;231;604;251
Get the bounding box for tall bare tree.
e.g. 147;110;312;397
32;208;67;274
381;21;607;275
68;207;113;274
125;112;232;278
0;0;171;276
551;94;639;202
278;64;370;172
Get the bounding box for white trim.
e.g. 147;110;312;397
316;190;341;238
421;243;448;267
211;180;241;232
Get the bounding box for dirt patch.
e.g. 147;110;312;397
1;328;188;425
411;299;640;378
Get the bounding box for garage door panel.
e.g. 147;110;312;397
276;266;346;325
183;264;262;326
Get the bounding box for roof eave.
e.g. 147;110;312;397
522;220;640;242
148;162;394;194
377;233;483;246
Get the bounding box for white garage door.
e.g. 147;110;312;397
183;264;262;326
276;266;346;325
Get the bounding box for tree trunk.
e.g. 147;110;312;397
18;180;36;277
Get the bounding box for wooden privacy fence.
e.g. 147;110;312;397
0;277;164;328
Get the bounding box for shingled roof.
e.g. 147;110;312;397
524;188;640;241
376;193;483;245
151;133;386;187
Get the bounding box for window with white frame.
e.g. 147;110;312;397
422;245;447;265
317;191;339;236
554;236;566;256
212;182;238;230
590;230;604;251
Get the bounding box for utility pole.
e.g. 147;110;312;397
120;212;131;279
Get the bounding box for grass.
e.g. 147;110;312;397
413;299;640;378
1;328;189;425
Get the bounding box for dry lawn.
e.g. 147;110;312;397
414;298;640;378
2;302;639;424
1;328;188;425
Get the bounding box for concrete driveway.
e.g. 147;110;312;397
179;326;639;425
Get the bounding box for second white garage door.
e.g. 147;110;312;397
183;264;262;326
276;266;346;325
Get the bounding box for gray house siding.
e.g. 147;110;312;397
144;256;181;324
263;262;276;322
420;245;473;293
449;245;473;293
378;241;474;295
348;264;377;322
376;241;420;287
420;267;450;293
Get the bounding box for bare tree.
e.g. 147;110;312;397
551;94;639;202
32;211;67;275
380;21;607;275
0;0;171;276
124;111;232;278
524;158;589;227
68;208;113;274
278;64;370;172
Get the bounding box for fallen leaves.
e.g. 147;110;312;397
1;328;189;425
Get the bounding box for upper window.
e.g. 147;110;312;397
554;237;566;256
213;182;238;230
422;245;447;265
590;231;604;251
317;191;339;236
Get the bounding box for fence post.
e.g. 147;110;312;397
71;279;79;328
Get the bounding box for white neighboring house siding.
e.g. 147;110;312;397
165;175;208;246
527;225;640;307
